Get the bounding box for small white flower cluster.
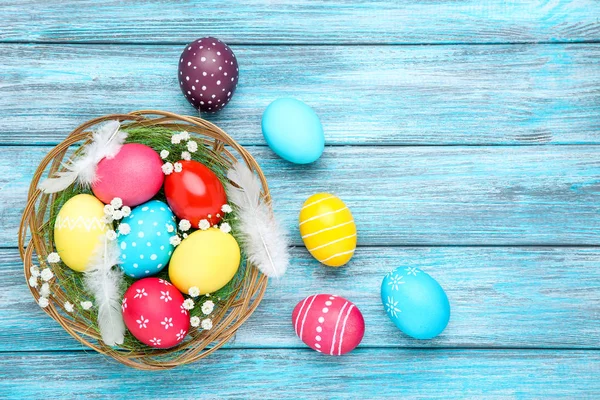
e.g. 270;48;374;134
188;286;200;297
182;298;195;310
201;319;213;330
161;132;199;175
104;198;131;240
189;316;212;330
32;253;94;312
201;300;214;315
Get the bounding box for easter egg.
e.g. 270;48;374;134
381;267;450;340
262;98;324;164
178;37;239;113
164;160;227;228
122;278;190;349
54;194;108;272
117;200;177;279
169;228;240;295
292;294;364;356
299;193;356;267
92;143;164;207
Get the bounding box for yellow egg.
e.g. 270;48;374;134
299;193;357;267
54;194;108;272
169;228;240;295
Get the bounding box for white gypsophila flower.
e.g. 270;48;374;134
188;286;200;297
179;219;191;232
221;204;232;213
81;301;93;310
183;233;188;238
219;222;231;234
38;297;49;308
162;162;174;175
106;230;118;241
187;140;198;153
201;319;213;330
118;223;131;235
171;133;182;144
40;268;54;282
201;300;215;315
110;197;123;209
169;235;182;246
179;131;190;141
47;252;60;264
198;219;210;230
166;223;175;233
121;206;131;217
30;265;40;278
190;316;200;327
160;149;170;159
112;209;124;220
102;214;114;224
174;162;183;173
28;276;38;288
64;301;74;313
183;299;195;310
40;283;51;297
181;151;191;161
103;204;115;215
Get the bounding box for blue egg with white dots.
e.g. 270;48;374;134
381;267;450;340
117;200;176;279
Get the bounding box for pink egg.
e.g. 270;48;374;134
122;278;190;349
92;143;164;206
292;294;365;356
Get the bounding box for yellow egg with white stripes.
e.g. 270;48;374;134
299;193;356;267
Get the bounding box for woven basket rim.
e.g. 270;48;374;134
19;110;269;370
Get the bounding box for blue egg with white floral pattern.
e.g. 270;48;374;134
117;200;177;279
381;267;450;340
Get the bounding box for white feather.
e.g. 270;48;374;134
226;162;290;278
39;120;127;193
84;235;126;346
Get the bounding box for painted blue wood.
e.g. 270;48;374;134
3;146;600;247
1;0;598;44
2;0;599;396
0;350;598;399
3;247;599;351
0;44;598;146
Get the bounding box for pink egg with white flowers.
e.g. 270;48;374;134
292;294;365;356
122;278;190;349
92;143;164;207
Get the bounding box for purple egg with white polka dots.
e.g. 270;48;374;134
178;37;239;113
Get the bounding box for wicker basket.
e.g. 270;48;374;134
18;110;269;370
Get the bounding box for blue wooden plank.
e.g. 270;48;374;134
3;146;600;247
2;247;599;351
1;1;599;44
0;349;598;398
0;44;598;146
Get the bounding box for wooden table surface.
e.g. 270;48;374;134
1;1;599;398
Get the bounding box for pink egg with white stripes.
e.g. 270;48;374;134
292;294;365;356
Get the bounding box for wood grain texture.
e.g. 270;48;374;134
2;247;599;352
3;146;600;247
1;0;599;44
0;350;598;399
1;44;599;146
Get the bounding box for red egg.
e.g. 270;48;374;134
92;143;164;207
164;160;227;228
292;294;365;356
122;278;190;349
178;37;239;113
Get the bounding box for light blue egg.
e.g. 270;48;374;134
261;98;325;164
117;200;176;279
381;267;450;340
